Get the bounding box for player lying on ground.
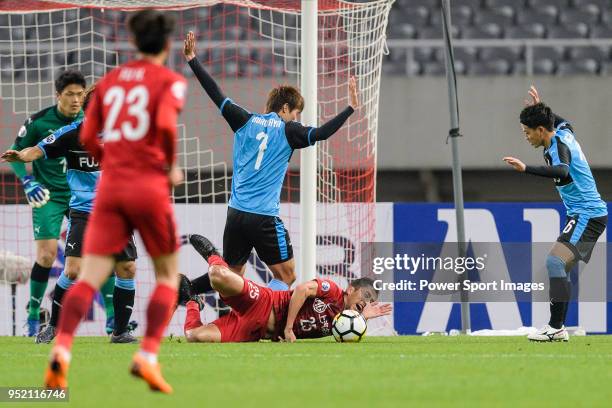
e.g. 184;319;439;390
180;235;392;343
44;10;187;393
5;70;92;336
503;86;607;342
183;31;359;292
2;85;138;344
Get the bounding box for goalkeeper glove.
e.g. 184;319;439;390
22;176;50;208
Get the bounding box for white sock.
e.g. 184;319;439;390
138;350;158;364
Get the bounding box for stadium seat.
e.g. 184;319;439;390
421;60;446;76
389;23;417;39
453;0;483;8
485;0;525;8
557;59;600;75
396;0;439;8
480;46;522;63
527;0;570;7
559;5;602;25
600;60;612;75
473;6;515;26
430;5;473;26
571;0;610;8
516;6;559;25
468;59;512;75
567;46;609;62
505;23;547;39
418;25;461;39
462;23;503;39
434;46;478;66
413;47;436;63
400;6;430;27
533;46;565;61
533;59;557;75
590;24;612;38
548;23;589;39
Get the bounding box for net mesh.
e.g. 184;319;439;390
0;0;393;336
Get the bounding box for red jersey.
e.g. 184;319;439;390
273;279;346;339
80;59;186;180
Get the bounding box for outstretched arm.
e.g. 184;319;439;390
184;31;251;132
503;157;569;179
285;77;359;149
1;146;44;163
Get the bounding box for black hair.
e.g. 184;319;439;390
519;102;555;132
55;69;86;94
350;277;378;295
127;10;175;55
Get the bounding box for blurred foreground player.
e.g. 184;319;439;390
183;31;358;291
2;85;139;344
44;10;187;393
504;86;607;342
181;235;391;343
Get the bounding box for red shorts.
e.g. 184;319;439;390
212;279;273;342
83;176;178;258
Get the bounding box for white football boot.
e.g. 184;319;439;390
527;325;569;342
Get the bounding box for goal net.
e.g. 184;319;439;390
0;0;393;336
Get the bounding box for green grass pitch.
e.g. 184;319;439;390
1;335;611;408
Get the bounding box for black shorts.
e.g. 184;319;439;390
65;209;138;262
223;207;293;266
557;214;607;263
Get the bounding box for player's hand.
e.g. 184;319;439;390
348;76;359;110
502;157;526;172
524;85;541;106
21;176;50;208
168;165;184;187
361;301;392;320
281;327;297;343
183;31;196;61
1;150;23;162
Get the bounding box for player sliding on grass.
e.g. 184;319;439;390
504;86;607;342
180;234;391;343
44;10;187;393
183;31;358;292
2;85;139;344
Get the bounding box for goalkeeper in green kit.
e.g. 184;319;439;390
8;70;116;336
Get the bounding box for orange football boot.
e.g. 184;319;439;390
129;353;173;394
44;348;70;389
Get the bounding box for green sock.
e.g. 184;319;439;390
100;275;115;320
28;263;51;320
28;279;48;320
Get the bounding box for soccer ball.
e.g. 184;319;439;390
332;309;367;343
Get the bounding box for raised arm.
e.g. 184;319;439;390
183;31;251;132
285;77;359;149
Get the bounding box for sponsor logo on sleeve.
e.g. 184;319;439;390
321;281;331;292
44;135;55;144
171;81;187;101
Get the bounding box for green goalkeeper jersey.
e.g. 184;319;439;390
12;105;84;196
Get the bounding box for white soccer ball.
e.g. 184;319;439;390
0;251;31;284
332;309;367;343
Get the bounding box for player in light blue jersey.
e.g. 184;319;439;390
179;31;358;301
504;86;607;342
2;86;138;344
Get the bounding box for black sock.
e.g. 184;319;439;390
31;262;51;282
560;280;572;325
49;284;68;327
113;287;135;335
548;277;570;329
191;274;213;295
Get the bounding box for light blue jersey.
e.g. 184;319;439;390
37;119;101;213
544;122;607;218
229;111;297;216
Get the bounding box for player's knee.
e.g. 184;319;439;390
546;255;567;279
36;250;56;268
116;261;136;279
209;265;229;287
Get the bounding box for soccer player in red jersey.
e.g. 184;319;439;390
44;10;187;393
180;235;392;343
